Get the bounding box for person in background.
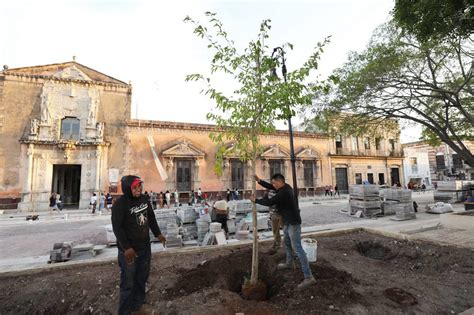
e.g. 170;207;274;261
334;185;340;196
233;188;239;200
150;191;157;210
174;189;179;206
324;185;330;196
112;175;166;314
49;193;59;214
158;192;164;208
265;189;282;253
99;192;106;216
421;183;426;193
189;190;195;205
165;190;171;209
55;193;62;211
413;201;418;213
213;199;229;236
90;193;97;215
106;193;113;213
197;188;203;203
226;188;231;202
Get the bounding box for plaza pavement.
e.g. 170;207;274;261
0;191;472;274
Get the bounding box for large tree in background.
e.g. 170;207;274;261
305;3;473;166
184;12;328;290
393;0;473;42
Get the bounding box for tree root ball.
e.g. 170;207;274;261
241;280;268;301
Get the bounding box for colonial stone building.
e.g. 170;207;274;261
402;141;474;184
0;61;405;211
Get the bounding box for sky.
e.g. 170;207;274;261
0;0;422;142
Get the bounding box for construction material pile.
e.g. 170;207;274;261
155;209;178;236
165;223;182;248
349;185;381;217
434;181;474;203
380;189;415;220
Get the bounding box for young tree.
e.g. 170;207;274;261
184;12;328;287
305;21;474;167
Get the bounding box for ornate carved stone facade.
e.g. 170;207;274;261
0;61;405;211
0;61;131;210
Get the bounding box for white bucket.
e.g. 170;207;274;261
302;238;318;262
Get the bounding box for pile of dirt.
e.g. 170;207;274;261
0;231;473;314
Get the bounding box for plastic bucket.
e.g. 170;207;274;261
302;238;318;262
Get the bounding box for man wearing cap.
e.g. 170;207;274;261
213;199;228;235
112;175;166;315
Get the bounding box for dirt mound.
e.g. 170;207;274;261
357;241;394;260
164;247;361;311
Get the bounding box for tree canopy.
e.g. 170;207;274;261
305;16;473;166
393;0;473;42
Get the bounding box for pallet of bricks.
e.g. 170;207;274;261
434;181;474;204
380;189;415;220
349;185;381;217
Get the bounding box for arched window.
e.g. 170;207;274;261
61;117;80;140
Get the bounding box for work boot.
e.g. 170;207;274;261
277;262;292;270
297;276;316;291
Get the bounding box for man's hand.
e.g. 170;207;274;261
254;175;260;182
158;234;167;244
124;247;137;265
250;194;256;203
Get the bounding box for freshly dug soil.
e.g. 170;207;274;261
0;231;473;314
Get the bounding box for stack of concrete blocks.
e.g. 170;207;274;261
177;205;196;224
155;209;178;237
228;200;253;215
180;224;198;241
247;213;271;231
196;219;209;243
256;203;270;212
382;189;416;220
434;181;474;203
165;223;182;248
349;185;381;217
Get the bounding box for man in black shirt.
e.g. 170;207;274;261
112;175;166;314
251;173;316;291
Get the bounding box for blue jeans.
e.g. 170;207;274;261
283;224;312;279
118;246;151;314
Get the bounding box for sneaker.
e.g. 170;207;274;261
277;262;292;270
297;276;316;291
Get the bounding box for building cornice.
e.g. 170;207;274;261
2;72;131;90
127;119;329;139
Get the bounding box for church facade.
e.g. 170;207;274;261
0;62;405;211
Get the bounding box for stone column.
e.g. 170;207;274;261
95;147;101;192
18;144;35;212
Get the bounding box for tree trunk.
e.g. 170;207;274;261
250;158;259;285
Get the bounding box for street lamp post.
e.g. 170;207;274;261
272;47;299;205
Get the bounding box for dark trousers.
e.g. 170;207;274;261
215;213;228;234
118;246;151;315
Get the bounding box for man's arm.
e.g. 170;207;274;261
257;179;276;190
255;189;285;207
147;201;162;237
111;201;132;250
